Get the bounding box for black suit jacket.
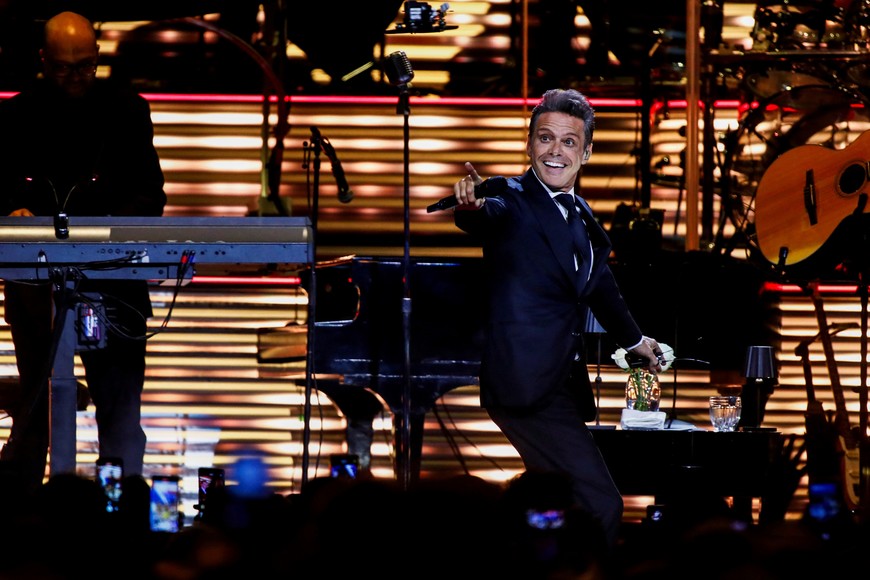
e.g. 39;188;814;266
455;170;642;413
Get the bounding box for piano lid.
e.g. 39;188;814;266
261;256;486;414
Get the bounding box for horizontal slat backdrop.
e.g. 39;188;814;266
148;94;716;259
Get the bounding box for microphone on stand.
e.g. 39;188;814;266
310;126;353;203
384;51;415;87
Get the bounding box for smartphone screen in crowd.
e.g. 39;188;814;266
329;454;359;479
197;467;226;512
96;458;123;514
150;474;181;533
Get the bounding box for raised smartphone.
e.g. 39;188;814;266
197;467;226;512
806;481;844;523
329;453;359;479
150;474;181;533
96;457;123;514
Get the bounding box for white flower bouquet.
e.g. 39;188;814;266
612;343;674;412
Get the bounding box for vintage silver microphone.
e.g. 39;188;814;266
384;50;415;87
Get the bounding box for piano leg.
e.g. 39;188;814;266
315;382;429;483
318;382;384;474
393;411;426;485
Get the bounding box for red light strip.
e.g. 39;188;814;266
1;91;746;112
762;282;860;294
190;276;301;286
141;94;645;108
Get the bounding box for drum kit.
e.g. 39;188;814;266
713;0;870;259
746;0;870;93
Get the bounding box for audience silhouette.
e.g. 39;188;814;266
0;464;864;580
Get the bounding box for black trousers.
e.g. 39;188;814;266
1;281;148;493
486;380;623;548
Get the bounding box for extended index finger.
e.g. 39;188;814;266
465;162;483;186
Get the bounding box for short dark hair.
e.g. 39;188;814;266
528;89;595;146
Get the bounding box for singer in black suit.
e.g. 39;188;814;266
452;88;663;548
0;12;166;494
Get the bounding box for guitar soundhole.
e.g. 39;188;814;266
838;163;867;196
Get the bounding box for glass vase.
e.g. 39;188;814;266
625;369;661;412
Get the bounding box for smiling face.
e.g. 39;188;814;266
526;111;591;193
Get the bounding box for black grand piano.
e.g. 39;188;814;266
264;256;486;479
259;256;787;517
306;256;485;411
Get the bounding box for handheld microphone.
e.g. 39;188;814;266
385;50;415;87
625;350;666;368
426;177;502;213
311;127;353;203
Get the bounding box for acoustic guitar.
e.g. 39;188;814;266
754;129;870;267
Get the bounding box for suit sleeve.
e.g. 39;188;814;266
586;262;644;349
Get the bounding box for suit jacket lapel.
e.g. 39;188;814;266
521;171;577;284
577;197;612;282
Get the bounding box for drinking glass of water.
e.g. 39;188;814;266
709;396;741;432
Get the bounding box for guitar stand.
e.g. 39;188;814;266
854;279;870;520
796;318;856;487
833;214;870;519
805;282;863;510
799;211;870;518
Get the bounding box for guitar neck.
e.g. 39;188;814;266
811;289;857;449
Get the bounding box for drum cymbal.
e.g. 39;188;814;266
782;85;854;109
847;63;870;87
743;69;853;109
744;69;830;99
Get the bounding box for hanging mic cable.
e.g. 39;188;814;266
310;126;353;203
26;174;92;239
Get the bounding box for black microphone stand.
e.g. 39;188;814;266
299;128;323;487
584;311;606;427
395;78;414;491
